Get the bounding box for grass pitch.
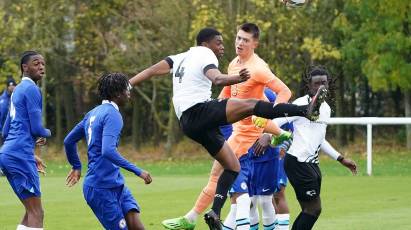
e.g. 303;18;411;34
1;151;411;229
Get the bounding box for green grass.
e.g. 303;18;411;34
1;151;411;229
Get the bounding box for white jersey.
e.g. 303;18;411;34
274;95;331;163
167;46;219;119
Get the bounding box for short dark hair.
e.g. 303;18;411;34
98;72;129;101
196;28;221;46
238;23;260;39
20;50;40;74
306;65;330;83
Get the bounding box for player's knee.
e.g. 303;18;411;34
303;204;321;217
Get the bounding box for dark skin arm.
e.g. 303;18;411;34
205;68;250;86
337;155;358;175
129;60;171;86
253;133;272;156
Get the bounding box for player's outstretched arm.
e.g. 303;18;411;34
129;60;171;86
321;140;358;175
205;68;250;86
102;134;144;176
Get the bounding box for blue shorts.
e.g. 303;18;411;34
229;155;252;195
276;157;288;190
250;148;279;196
0;153;41;200
83;184;140;230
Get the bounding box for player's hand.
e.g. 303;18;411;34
139;171;152;184
340;158;357;175
252;116;268;128
278;139;293;159
253;134;271;156
238;68;250;83
36;137;47;146
66;169;81;187
35;155;47;175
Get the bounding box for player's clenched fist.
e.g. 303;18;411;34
139;171;152;184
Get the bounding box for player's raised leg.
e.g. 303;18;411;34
225;85;327;124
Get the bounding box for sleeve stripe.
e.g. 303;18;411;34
203;64;218;75
164;57;173;68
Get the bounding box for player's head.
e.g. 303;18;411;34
305;65;330;97
20;50;45;82
196;27;224;58
98;72;131;106
236;23;260;56
6;77;17;94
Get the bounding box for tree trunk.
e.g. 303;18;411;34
55;84;62;145
405;89;411;149
132;94;141;150
336;71;347;146
165;99;177;156
40;75;47;155
62;83;76;130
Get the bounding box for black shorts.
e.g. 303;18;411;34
179;99;229;156
284;154;322;201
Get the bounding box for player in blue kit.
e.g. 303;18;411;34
250;89;293;230
63;72;152;230
0;51;51;230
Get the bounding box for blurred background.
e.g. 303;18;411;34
0;0;410;156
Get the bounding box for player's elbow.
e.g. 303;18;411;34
277;88;292;103
283;87;292;99
101;146;116;159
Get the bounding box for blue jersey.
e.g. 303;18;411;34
64;101;142;189
0;77;50;157
0;90;11;130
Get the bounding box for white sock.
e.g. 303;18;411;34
250;196;259;230
258;195;276;230
276;213;290;230
184;209;199;223
17;225;26;230
16;226;43;230
223;204;237;230
236;194;251;230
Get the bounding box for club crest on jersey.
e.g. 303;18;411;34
241;182;248;190
119;218;126;229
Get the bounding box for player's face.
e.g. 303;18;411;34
117;88;131;106
235;30;258;57
23;55;45;82
207;35;225;58
7;85;16;94
308;75;329;97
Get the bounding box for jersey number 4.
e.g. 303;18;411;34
174;59;185;83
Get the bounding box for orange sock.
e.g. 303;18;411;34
193;174;219;214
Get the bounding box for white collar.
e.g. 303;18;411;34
22;76;35;84
102;100;119;111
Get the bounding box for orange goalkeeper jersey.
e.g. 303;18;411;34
219;53;289;158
